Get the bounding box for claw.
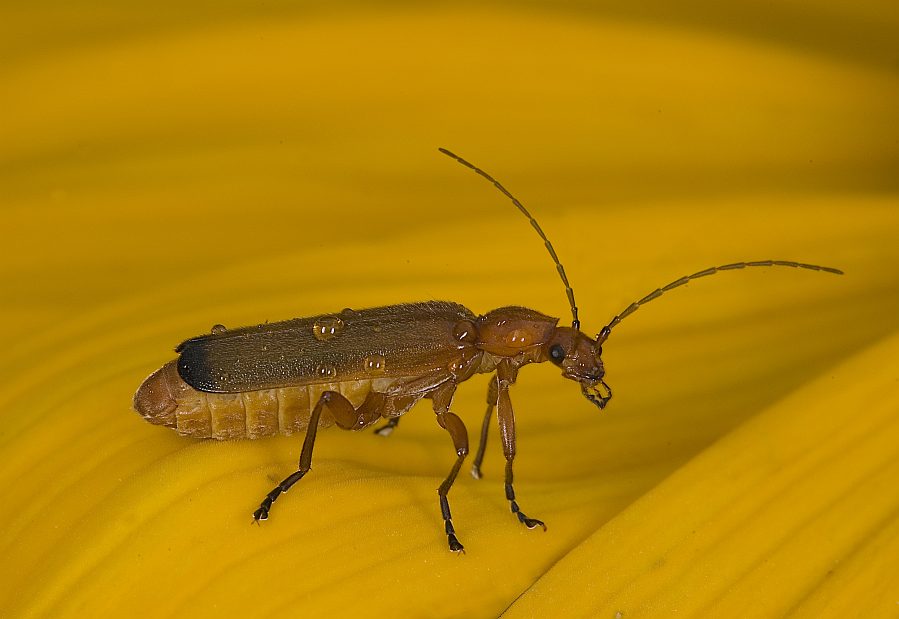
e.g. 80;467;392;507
523;517;547;531
373;418;399;436
448;534;465;553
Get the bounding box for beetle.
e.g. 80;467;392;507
133;148;842;552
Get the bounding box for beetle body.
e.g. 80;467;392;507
134;149;841;552
134;302;601;439
136;301;475;439
134;359;380;439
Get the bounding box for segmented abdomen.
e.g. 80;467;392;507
133;360;387;440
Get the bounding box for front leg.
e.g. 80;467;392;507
495;361;546;531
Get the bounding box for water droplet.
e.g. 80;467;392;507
211;324;226;334
363;354;387;375
315;363;338;379
312;316;345;341
453;320;477;343
506;329;529;345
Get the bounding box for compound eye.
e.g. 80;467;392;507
549;344;566;364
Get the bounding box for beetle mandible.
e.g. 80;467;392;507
134;148;842;552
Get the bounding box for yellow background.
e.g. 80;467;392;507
1;2;897;617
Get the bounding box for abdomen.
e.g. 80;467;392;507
133;361;386;440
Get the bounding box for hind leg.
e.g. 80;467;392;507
253;390;382;522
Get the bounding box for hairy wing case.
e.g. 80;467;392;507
176;301;475;393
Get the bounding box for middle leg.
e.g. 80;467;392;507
430;382;469;552
372;417;400;436
470;373;498;480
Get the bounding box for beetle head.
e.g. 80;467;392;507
544;327;612;409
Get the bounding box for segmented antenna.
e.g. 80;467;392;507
439;148;581;329
596;260;843;345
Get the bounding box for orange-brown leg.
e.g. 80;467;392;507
495;363;546;531
436;411;469;552
429;382;469;552
470;373;498;480
253;390;381;522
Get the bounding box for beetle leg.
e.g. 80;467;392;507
253;390;380;523
436;412;469;553
470;374;498;480
495;362;546;532
372;417;399;436
430;382;468;553
372;377;448;436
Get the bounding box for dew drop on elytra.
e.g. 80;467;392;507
315;363;338;379
363;354;387;375
312;316;345;341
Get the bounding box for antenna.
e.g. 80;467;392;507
596;260;843;345
439;148;581;329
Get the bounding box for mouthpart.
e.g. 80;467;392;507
581;380;612;409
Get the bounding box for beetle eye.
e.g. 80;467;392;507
549;344;565;363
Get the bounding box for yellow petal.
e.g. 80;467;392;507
504;330;899;618
1;3;897;618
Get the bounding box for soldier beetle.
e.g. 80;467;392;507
134;149;842;552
